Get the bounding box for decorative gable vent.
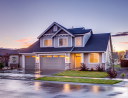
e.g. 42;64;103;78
53;26;58;32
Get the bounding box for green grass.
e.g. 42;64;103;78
114;65;121;67
35;77;121;85
53;70;108;78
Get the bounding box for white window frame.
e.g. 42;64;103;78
53;26;58;32
43;39;52;47
75;37;82;47
88;53;99;64
11;56;17;63
58;37;68;47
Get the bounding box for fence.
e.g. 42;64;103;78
121;60;128;67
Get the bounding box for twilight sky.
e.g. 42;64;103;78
0;0;128;51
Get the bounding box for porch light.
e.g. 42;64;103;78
65;56;69;63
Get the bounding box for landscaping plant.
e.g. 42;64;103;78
90;68;94;71
80;63;89;71
107;68;117;78
95;64;104;71
121;73;125;77
0;63;4;70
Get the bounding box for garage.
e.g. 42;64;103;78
40;55;65;70
25;56;35;69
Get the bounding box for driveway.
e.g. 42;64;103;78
0;79;128;98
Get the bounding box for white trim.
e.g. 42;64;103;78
58;37;68;47
52;29;62;38
71;37;72;47
75;37;82;47
43;38;52;47
88;53;99;64
33;51;71;53
71;51;105;53
53;25;58;32
22;55;25;69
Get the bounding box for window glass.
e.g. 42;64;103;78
31;56;35;57
53;55;58;57
59;38;67;46
76;37;81;46
25;56;30;57
44;39;51;46
47;55;52;57
12;57;17;63
40;55;45;57
59;55;65;57
89;53;99;63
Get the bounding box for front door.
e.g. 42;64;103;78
75;54;81;68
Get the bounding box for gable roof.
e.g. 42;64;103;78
72;33;110;52
0;49;19;56
20;33;110;53
67;28;92;34
37;22;74;39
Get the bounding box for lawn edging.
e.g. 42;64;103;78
35;77;122;85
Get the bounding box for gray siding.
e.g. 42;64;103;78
40;56;65;70
45;24;60;34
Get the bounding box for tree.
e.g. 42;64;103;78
118;51;125;60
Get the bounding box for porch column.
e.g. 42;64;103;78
81;53;84;67
35;54;39;69
65;53;71;70
22;55;25;69
102;53;106;70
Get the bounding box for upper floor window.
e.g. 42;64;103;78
44;39;51;46
75;37;81;46
89;53;99;63
59;38;67;46
53;26;58;32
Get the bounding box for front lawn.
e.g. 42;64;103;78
35;77;121;85
114;65;121;67
53;70;108;78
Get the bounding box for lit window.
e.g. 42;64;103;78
47;55;52;57
59;38;67;46
25;56;30;57
53;26;58;32
40;55;45;57
89;53;99;63
53;55;58;57
75;37;81;46
59;55;65;57
31;56;35;57
44;39;51;46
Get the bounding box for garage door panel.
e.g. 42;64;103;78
40;56;65;70
25;57;35;69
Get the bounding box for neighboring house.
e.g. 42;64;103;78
113;52;119;65
0;48;19;67
20;22;112;70
124;50;128;60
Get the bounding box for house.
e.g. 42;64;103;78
20;22;112;70
124;50;128;60
0;48;19;67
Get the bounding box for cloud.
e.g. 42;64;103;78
25;36;36;39
20;42;33;48
6;37;12;39
14;39;29;42
111;32;128;37
119;42;128;44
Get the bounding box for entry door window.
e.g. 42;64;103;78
75;54;81;68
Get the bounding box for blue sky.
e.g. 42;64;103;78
0;0;128;51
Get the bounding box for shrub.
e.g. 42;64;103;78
121;73;125;77
107;68;117;78
90;68;94;71
95;64;104;71
0;63;4;70
80;63;89;71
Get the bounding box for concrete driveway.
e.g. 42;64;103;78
0;79;128;98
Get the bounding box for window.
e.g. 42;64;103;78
47;55;52;57
75;37;81;46
89;53;99;63
41;55;45;57
44;39;51;46
59;38;67;46
31;56;35;58
53;26;58;32
12;57;17;63
59;55;65;57
53;55;58;57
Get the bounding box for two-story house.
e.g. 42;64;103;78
20;22;112;70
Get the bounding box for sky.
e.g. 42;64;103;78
0;0;128;51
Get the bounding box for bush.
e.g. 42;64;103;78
107;68;117;78
80;63;89;71
121;73;125;77
90;68;94;71
0;63;4;70
95;64;104;71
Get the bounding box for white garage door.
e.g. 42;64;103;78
40;55;65;70
25;56;35;69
